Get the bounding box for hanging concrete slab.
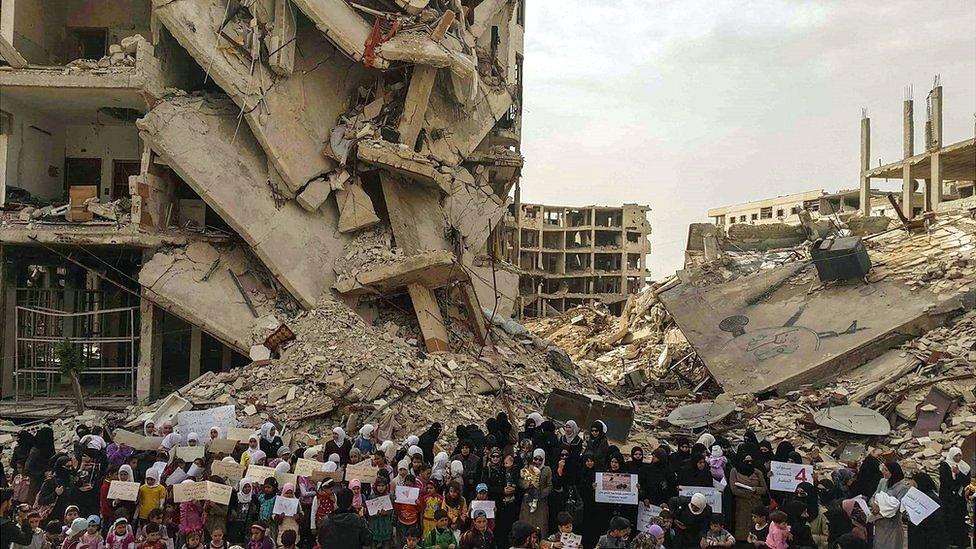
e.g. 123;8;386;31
813;405;891;436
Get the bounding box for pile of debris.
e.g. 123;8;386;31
122;294;596;448
66;36;143;71
524;277;709;391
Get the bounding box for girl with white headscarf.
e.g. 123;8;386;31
228;477;259;542
143;420;156;437
160;433;182;451
240;434;261;467
259;422;283;458
939;447;972;546
353;424;376;455
209;426;222;441
323;427;351;465
431;451;450;481
186;433;200;447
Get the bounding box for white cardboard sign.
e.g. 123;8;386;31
365;495;394;515
900;487;939;525
469;500;496;519
768;461;813;492
272;496;300;516
176;406;238;438
594;472;638;505
395;485;420;504
107;481;140;502
678;485;722;513
636;502;662;533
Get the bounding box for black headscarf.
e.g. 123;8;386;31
913;472;938;497
774;441;795;462
796;481;819;518
850;455;882;499
824;505;853;544
734;452;756;476
883;460;904;486
787;451;803;465
12;431;35;468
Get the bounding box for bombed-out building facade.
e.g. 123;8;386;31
0;0;526;409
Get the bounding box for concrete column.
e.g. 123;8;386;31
136;298;162;400
0;0;15;43
406;283;450;353
904;98;914;158
0;246;17;398
859;116;871;216
189;326;202;380
929;86;943;151
931;152;943;207
902;162;915;220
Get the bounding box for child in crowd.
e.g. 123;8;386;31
402;527;422;549
702;515;735;547
207;527;228;549
765;511;791;549
747;506;770;547
80;516;103;549
181;530;203;549
247;523;273;549
11;510;46;549
137;470;166;526
139;523;167;549
105;518;135;549
596;516;631;549
545;511;575;548
394;475;420;544
423;510;455;549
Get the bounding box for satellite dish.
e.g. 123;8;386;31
813;405;890;436
667;401;736;429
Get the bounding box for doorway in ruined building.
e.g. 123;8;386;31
65;157;102;193
112;160;140;200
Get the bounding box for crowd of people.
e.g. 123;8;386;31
0;412;973;549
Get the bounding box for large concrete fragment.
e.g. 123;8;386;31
424;81;515;167
659;263;952;395
333;250;462;295
444;168;508;255
152;0;364;191
139;243;277;352
335;180;380;233
137;95;351;308
289;0;376;64
358;139;452;193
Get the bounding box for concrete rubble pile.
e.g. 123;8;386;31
524;276;705;389
121;294;595;448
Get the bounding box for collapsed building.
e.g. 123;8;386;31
0;0;527;408
496;202;651;317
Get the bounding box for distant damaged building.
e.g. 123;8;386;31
0;0;525;404
498;202;651;317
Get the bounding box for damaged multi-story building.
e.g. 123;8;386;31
0;0;526;409
497;202;651;317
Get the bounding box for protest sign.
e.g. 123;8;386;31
276;472;297;487
208;439;238;454
345;461;378;483
107;481;140;502
173;480;208;502
175;446;205;463
294;458;325;478
311;469;343;483
165;468;188;486
365;496;394;515
901;487;939;525
246;465;276;481
559;533;582;549
176;406;238;437
113;429;163;451
769;461;814;492
594;472;638;505
395;485;420;504
212;460;244;484
470;500;496;519
273;496;300;516
678;486;722;513
206;481;233;505
227;427;255;443
636;502;662;533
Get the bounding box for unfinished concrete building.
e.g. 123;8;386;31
860;80;976;219
499;202;651;317
0;0;525;412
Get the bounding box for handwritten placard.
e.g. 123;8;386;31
294;458;325;478
113;429;163;451
636;502;662;533
769;461;814;492
272;496;299;516
173;480;209;502
165;468;188;486
246;465;276;481
107;481;140;502
227;427;255;443
276;472;298;488
901;487;939;525
344;461;378;483
206;481;233;505
175;445;205;463
469;500;495;519
211;460;244;483
365;495;394;515
176;405;238;437
208;439;238;454
310;470;343;483
395;485;420;504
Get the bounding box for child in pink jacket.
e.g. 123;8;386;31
765;510;791;549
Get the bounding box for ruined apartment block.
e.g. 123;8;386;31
0;0;525;411
502;202;651;317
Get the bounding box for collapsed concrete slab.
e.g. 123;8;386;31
444;168;508;256
137;95;351;308
358;139;453;193
151;0;365;192
139;243;278;352
333;250;462;295
659;262;953;395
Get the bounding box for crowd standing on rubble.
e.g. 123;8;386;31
0;413;973;549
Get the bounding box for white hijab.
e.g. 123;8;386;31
260;422;276;442
945;447;972;475
333;427;346;446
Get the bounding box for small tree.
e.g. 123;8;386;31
54;338;85;414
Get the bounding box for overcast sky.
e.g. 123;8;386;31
517;0;976;279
